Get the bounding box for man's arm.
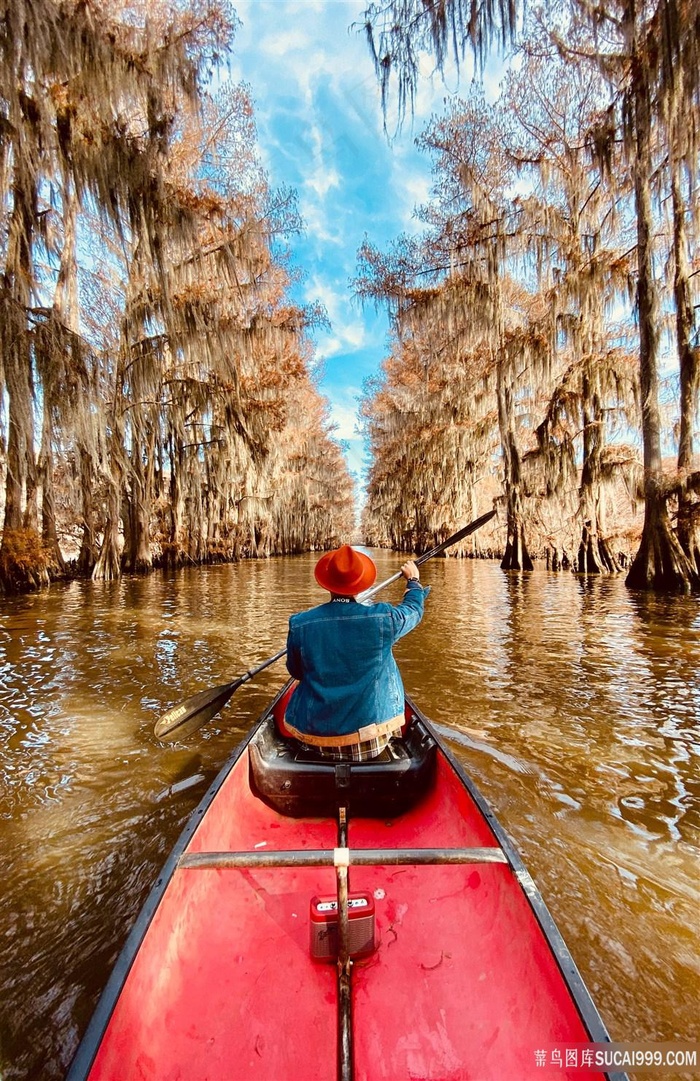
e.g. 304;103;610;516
388;560;428;641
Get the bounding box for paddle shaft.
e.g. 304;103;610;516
154;509;496;739
234;648;287;689
357;509;496;601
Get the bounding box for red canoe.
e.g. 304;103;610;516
68;689;625;1081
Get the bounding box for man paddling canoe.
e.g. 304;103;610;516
282;544;429;760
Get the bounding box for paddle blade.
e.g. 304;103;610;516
154;680;240;742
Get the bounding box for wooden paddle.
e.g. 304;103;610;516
154;509;496;741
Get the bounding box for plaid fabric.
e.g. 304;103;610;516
302;732;393;762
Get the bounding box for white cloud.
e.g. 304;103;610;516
304;276;368;355
387;150;433;231
314;322;367;361
258;27;314;58
299;197;344;246
304;275;343;318
327;400;360;441
303;123;342;200
403;170;432;210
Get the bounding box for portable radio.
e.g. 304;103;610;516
309;893;376;961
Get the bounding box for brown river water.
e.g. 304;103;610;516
0;554;698;1080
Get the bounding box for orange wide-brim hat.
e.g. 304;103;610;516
314;544;377;596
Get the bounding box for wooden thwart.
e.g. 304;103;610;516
178;846;508;870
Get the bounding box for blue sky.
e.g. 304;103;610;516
228;0;493;491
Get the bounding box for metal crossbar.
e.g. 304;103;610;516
178;846;508;870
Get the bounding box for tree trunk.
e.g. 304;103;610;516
3;343;32;534
670;135;700;573
184;427;207;563
23;453;40;533
2;179;34;536
38;178;81;581
162;431;184;568
625;49;699;592
0;172;46;591
38;403;66;578
497;359;533;571
578;522;619;574
92;479;123;581
576;370;621;574
626;479;697;590
123;490;153;573
76;446;98;575
54;177;80;330
122;415;155;574
122;479;154;573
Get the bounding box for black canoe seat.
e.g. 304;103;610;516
248;713;438;819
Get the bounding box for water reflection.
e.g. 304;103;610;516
0;557;698;1079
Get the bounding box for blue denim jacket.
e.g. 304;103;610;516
285;581;427;738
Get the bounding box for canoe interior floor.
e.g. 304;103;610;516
88;748;605;1081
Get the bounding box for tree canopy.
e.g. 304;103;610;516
358;0;699;591
0;0;355;592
